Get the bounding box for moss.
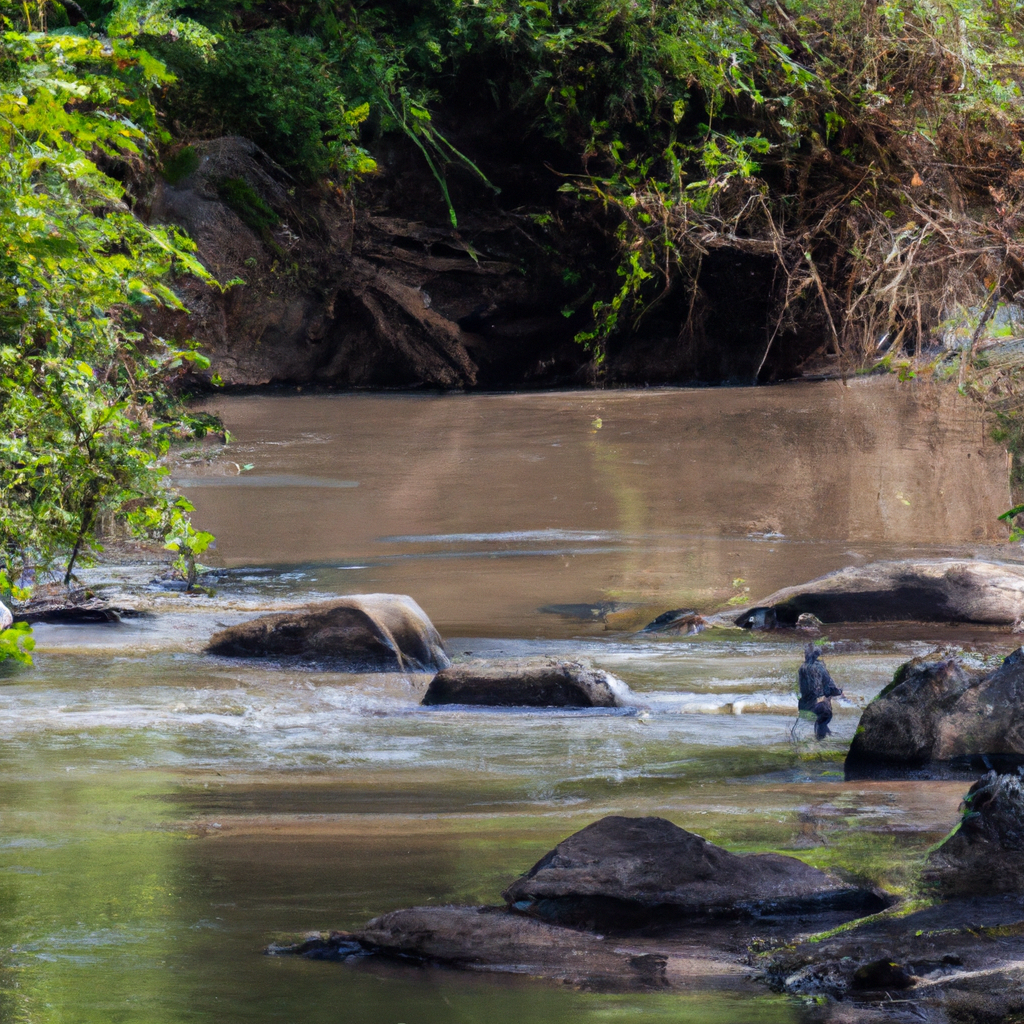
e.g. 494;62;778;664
877;660;913;699
161;145;200;185
802;898;937;944
216;176;279;234
797;749;846;764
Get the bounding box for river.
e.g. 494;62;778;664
0;377;1017;1022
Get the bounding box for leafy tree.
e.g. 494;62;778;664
158;25;376;179
0;10;220;658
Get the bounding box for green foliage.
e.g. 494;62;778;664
133;496;213;590
0;22;218;591
217;176;278;232
161;144;199;184
999;501;1024;541
0;622;34;665
107;0;219;56
4;0;1024;435
465;0;1024;358
160;25;376;179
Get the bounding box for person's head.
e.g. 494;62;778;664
804;643;819;662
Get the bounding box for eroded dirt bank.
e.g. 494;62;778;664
146;134;819;390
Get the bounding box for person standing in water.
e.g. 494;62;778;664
798;644;843;740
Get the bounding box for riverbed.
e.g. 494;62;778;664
0;378;1018;1022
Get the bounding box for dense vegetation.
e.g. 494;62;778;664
3;0;1024;656
0;8;219;657
145;0;1024;366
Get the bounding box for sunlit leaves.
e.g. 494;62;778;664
0;27;216;591
0;622;34;664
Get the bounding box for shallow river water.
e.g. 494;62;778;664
0;378;1020;1023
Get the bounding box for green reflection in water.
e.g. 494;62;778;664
0;765;807;1024
0;769;182;1024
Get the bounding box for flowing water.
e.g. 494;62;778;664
0;378;1019;1023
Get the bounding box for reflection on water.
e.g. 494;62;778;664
0;380;1017;1022
177;378;1012;635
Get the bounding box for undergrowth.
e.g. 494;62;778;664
10;0;1024;378
128;0;1024;374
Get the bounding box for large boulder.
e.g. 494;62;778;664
845;648;1024;778
421;659;640;708
205;594;449;671
0;601;10;630
733;560;1024;627
501;816;885;928
925;772;1024;895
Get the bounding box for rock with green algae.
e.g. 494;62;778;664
845;648;1024;778
766;894;1024;1019
767;773;1024;1017
925;771;1024;895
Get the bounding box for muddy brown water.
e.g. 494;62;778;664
0;378;1018;1023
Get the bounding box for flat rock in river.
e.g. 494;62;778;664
421;659;640;707
273;907;753;991
732;559;1024;627
6;585;143;625
206;594;449;671
501;815;885;928
355;906;644;981
15;598;139;624
845;648;1024;778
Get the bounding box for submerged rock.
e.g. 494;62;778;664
639;609;707;635
734;559;1024;627
539;602;638;622
421;659;640;707
925;772;1024;895
0;601;10;630
267;931;367;962
501;816;885;929
845;648;1024;778
271;907;754;991
206;594;449;671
